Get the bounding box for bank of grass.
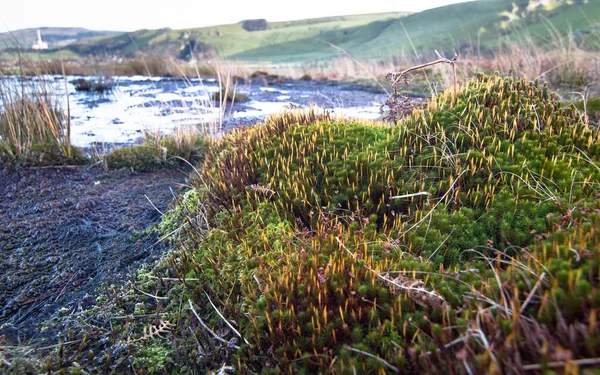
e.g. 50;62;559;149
145;75;600;373
285;35;600;100
3;25;598;105
1;0;598;84
0;55;247;80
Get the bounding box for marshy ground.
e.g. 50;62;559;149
0;165;188;345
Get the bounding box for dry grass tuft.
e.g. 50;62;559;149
0;74;75;162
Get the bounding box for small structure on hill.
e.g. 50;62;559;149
32;30;48;50
241;19;268;32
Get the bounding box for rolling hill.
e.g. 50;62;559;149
2;0;599;63
227;0;600;62
65;12;409;59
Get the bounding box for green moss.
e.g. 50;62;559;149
102;144;163;171
158;188;204;235
132;342;174;374
102;129;208;171
160;76;600;373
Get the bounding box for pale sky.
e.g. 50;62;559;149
1;0;473;32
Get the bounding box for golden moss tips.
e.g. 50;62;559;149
165;75;600;374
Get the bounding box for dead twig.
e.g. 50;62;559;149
382;54;459;122
335;237;449;310
203;292;249;345
188;300;240;350
519;272;546;315
389;55;459;91
132;286;168;301
390;191;431;200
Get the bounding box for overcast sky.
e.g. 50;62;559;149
1;0;473;32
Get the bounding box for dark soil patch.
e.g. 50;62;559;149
0;165;188;344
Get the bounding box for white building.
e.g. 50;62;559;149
32;30;48;50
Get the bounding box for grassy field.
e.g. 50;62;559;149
23;0;597;64
231;0;600;62
0;49;80;61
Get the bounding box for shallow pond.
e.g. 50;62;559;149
8;75;390;147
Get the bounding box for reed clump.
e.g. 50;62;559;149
154;127;209;164
159;75;600;374
0;75;85;166
8;56;240;80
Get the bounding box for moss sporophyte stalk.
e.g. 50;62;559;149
158;75;600;373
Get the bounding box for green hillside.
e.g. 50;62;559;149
66;13;408;59
231;0;600;62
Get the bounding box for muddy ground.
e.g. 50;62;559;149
0;165;189;344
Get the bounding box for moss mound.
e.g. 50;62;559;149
103;144;164;171
102;131;208;171
159;76;600;374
